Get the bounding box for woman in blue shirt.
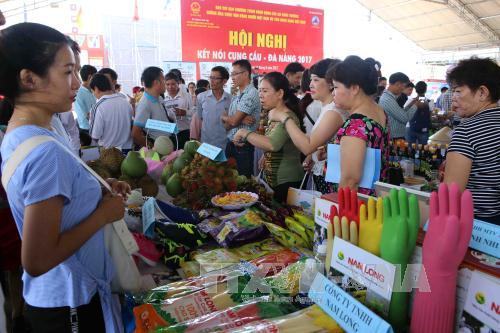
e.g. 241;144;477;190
0;23;129;332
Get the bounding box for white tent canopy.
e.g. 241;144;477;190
357;0;500;51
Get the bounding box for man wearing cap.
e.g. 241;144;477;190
378;72;422;140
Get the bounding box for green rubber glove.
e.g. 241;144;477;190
380;188;419;332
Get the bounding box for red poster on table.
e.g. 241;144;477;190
181;0;324;73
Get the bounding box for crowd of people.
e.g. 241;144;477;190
0;20;499;333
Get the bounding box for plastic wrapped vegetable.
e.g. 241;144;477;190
154;300;300;333
134;274;282;333
231;305;343;333
134;260;307;332
137;249;302;302
264;259;306;297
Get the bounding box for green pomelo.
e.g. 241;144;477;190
121;151;148;178
166;173;184;197
153;136;174;156
183;140;200;155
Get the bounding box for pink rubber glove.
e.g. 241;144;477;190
410;183;474;333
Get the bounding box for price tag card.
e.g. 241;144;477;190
81;146;100;162
142;197;156;238
309;273;393;333
330;237;396;314
325;144;381;189
197;143;227;162
424;219;499;258
145;119;178;134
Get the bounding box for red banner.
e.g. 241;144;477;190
181;0;324;74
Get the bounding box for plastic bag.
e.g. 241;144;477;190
134;274;259;332
193;239;284;274
197;207;269;248
231;304;343;333
133;260;308;332
155;221;207;248
136;249;302;302
154;300;300;333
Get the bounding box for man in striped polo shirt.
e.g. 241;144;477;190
378;72;422;140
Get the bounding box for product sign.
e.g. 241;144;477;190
463;271;499;330
309;273;393;333
142;197;156;238
330;237;396;315
181;0;324;73
469;219;500;259
145;119;179;134
197;143;227;162
313;198;338;251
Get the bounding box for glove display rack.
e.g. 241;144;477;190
121;180;498;333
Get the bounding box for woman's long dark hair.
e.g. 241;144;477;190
299;68;313;119
263;72;304;132
0;23;70;122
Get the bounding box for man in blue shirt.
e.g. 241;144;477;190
222;60;260;177
378;72;420;140
132;67;169;148
74;65;97;132
197;66;232;150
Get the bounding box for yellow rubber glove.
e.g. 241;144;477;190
358;197;383;256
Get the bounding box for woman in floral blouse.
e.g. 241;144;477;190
326;56;390;195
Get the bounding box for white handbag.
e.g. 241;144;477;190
1;135;142;293
286;173;322;215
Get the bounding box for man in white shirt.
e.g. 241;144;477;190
89;73;133;149
163;72;194;149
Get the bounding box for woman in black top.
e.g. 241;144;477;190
444;57;500;225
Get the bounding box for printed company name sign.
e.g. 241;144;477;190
464;271;499;329
309;273;393;333
331;237;396;301
314;198;338;228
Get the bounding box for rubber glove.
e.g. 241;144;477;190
359;197;383;256
380;188;419;332
330;204;358;245
338;187;363;227
410;183;473;333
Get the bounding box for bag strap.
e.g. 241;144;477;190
2;134;113;193
299;172;308;190
52;138;113;193
2;135;54;189
304;110;315;126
